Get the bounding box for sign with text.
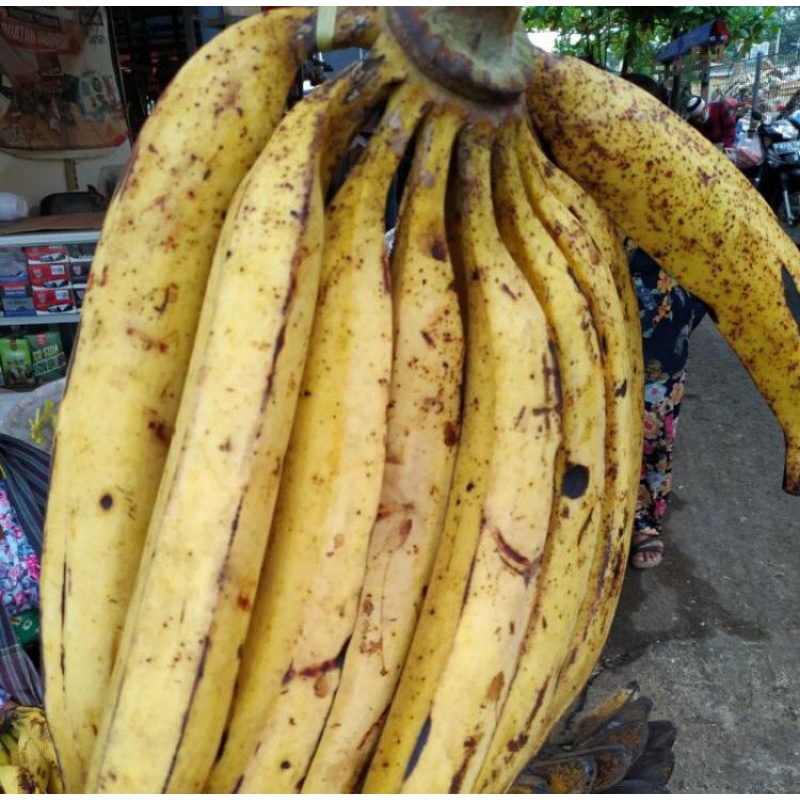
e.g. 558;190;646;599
0;7;129;153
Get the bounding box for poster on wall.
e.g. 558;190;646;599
0;6;129;153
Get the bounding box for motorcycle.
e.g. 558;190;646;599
740;109;800;226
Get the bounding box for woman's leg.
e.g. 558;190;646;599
631;262;697;569
633;363;686;567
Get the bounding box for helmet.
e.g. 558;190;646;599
685;95;708;123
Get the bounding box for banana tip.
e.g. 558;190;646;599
782;445;800;496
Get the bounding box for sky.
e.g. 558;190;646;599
528;30;559;52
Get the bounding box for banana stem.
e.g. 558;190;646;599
384;7;533;103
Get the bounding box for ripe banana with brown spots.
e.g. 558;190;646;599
300;106;465;794
85;51;400;794
38;8;800;794
362;121;562;794
41;7;378;793
527;47;800;494
205;78;427;795
475;118;608;793
512;118;642;763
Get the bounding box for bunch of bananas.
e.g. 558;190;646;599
38;7;800;794
0;706;63;794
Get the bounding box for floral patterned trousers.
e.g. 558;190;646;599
632;252;706;546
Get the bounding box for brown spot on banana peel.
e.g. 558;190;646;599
444;419;460;447
501;282;518;300
281;636;351;686
450;734;481;793
782;265;800;332
489;525;542;585
147;418;172;446
430;238;447;261
161;632;212;792
561;463;590;499
125;326;170;353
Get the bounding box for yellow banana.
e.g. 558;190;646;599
0;764;38;794
527;47;800;494
205;81;427;795
514;122;641;750
13;728;49;794
475;118;607;793
523;126;644;404
39;7;375;791
84;55;396;794
301;106;465;794
0;732;17;766
0;707;62;794
363;122;562;794
524;125;645;575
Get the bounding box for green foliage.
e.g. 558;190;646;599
522;6;781;75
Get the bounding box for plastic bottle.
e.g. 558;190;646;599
0;193;28;221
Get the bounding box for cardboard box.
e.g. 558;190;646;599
25;245;68;265
0;289;35;316
73;284;87;308
32;287;76;315
28;262;71;289
66;242;97;262
0;247;29;285
68;260;92;283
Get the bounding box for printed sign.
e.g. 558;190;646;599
0;6;129;152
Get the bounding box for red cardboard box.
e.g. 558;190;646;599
28;262;70;289
25;245;68;265
32;287;76;315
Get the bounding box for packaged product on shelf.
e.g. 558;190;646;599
73;284;87;308
0;247;28;285
33;287;76;315
28;261;71;289
25;331;67;383
0;288;35;317
67;242;96;262
0;337;35;389
25;244;68;265
67;242;96;283
68;261;92;283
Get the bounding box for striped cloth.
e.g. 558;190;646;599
0;433;49;707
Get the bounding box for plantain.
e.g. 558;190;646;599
205;79;427;795
475;118;607;793
301;106;465;794
513;121;642;764
85;53;401;794
40;7;378;792
527;47;800;494
363;121;562;794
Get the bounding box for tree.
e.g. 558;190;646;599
522;6;781;75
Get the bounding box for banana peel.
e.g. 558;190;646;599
0;707;62;794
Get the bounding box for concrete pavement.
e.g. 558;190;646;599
587;318;800;793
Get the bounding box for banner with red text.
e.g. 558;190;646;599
0;6;128;153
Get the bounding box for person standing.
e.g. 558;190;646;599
621;76;709;569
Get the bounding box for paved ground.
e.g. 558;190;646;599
587;317;800;792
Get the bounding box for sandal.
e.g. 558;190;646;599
630;533;664;570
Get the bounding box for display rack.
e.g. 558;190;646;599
0;227;98;328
